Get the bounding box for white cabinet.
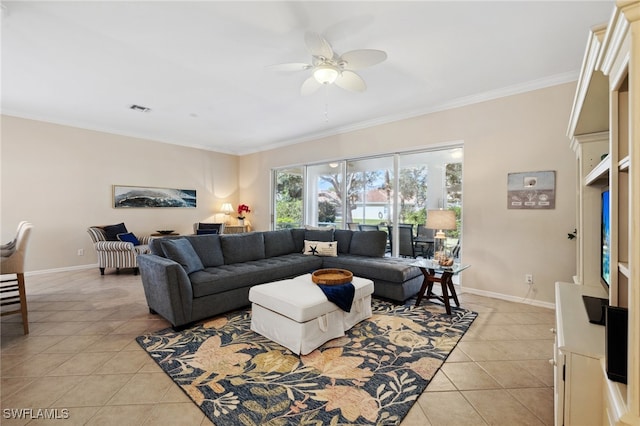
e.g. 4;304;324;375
566;2;639;424
554;282;606;425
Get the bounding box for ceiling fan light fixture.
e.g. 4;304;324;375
313;65;339;85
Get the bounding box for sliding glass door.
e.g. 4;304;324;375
398;147;463;256
305;162;345;228
346;156;394;228
272;146;463;257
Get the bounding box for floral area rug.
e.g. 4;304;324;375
136;299;477;425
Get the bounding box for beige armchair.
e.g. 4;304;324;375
1;221;33;334
87;224;150;275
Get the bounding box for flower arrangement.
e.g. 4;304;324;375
237;204;251;220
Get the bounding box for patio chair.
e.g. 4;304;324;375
194;222;225;235
358;224;380;231
387;224;416;258
415;224;435;258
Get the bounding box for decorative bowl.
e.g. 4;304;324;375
156;230;174;235
439;258;454;267
311;269;353;285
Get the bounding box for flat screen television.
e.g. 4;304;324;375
583;187;612;326
601;188;611;289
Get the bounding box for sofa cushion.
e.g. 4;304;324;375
264;229;296;258
321;254;421;283
350;230;387;257
304;228;334;242
103;222;128;241
303;240;337;257
333;229;352;254
160;238;204;274
189;254;322;298
117;232;140;245
221;232;265;264
184;234;225;267
291;228;305;253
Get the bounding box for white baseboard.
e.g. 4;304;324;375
24;263;97;276
15;266;555;311
459;285;555;310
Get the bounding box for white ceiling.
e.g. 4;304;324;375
1;1;614;155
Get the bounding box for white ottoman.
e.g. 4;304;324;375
249;274;374;355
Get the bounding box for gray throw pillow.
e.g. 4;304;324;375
160;238;204;274
103;222;128;241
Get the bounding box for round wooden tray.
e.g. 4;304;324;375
311;269;353;285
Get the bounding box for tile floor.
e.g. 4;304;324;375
1;268;555;425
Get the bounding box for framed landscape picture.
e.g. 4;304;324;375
507;171;555;209
113;185;196;208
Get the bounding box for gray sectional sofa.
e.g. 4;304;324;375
138;228;423;329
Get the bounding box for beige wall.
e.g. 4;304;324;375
1;82;578;304
1;116;239;272
240;83;579;305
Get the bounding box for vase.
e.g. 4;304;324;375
238;219;244;226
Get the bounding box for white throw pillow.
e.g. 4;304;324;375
303;240;338;257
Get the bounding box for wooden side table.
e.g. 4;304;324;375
411;260;470;314
223;225;249;234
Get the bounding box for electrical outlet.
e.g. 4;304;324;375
525;274;533;285
77;249;84;256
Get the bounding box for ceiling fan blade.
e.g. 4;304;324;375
335;70;366;92
301;76;322;96
339;49;387;70
305;31;334;60
266;62;312;72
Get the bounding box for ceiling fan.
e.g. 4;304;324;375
271;32;387;95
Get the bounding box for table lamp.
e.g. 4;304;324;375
221;203;233;224
425;209;456;262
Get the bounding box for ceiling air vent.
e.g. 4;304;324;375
129;104;151;113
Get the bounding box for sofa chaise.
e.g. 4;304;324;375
137;228;423;329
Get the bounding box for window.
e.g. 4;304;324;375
273;167;303;230
272;146;463;257
305;163;344;227
346;157;394;226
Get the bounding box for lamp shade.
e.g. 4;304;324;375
426;210;456;230
221;203;233;215
313;65;339;84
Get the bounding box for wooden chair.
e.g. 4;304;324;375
1;221;28;255
1;222;33;334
